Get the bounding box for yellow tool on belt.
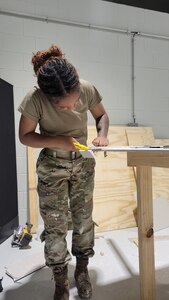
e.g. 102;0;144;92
73;142;89;151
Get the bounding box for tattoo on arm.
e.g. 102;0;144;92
96;113;109;137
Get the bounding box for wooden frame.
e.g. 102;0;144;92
127;150;169;300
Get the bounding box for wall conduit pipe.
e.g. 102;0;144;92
1;9;169;127
127;32;139;126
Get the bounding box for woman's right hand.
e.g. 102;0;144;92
57;136;77;151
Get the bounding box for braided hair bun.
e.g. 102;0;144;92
32;44;64;74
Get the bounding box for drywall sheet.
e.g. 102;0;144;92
5;252;45;281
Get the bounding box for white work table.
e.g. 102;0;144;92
89;146;169;300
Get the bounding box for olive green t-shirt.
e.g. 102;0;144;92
18;79;102;147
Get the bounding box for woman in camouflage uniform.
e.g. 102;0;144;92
18;44;109;300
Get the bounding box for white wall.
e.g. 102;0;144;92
1;0;169;224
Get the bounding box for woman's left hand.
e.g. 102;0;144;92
92;136;109;147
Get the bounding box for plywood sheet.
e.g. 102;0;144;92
27;147;38;233
88;126;137;233
93;152;137;232
90;126;169;233
126;127;155;146
88;126;130;146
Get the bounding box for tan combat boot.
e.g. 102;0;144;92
53;265;69;300
74;258;92;299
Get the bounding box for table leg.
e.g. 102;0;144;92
136;166;156;300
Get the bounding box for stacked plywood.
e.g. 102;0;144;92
28;126;169;233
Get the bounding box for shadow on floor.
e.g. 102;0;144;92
2;265;169;300
2;238;169;300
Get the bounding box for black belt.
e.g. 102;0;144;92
45;148;81;160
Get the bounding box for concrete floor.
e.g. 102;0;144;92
1;226;169;300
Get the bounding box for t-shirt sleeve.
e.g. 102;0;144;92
18;89;42;122
82;80;103;110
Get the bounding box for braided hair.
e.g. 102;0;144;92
32;44;80;98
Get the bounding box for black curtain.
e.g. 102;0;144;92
0;78;18;243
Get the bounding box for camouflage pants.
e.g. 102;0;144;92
36;149;96;269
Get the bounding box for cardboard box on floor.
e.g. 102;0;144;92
27;126;169;234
